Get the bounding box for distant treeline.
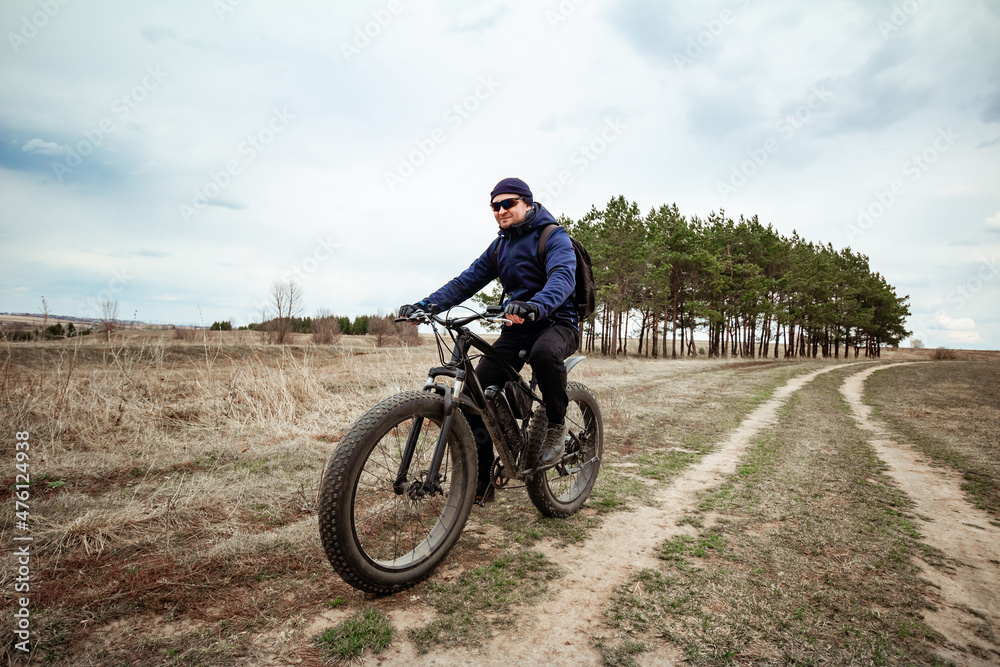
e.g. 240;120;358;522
238;315;381;336
1;321;94;342
562;196;910;359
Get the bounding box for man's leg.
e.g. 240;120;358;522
467;329;527;494
528;324;580;424
527;323;580;462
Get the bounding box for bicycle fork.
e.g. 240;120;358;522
393;377;465;500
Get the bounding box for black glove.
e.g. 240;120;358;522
398;302;440;318
397;302;423;318
503;300;538;322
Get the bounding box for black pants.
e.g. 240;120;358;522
466;321;580;487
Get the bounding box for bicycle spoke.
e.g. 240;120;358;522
349;414;463;566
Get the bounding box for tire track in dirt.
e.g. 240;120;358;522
841;363;1000;666
374;363;863;666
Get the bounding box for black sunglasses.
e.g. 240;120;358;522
490;197;524;212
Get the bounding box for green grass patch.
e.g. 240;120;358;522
659;531;726;568
636;449;700;481
409;550;560;651
482;490;600;545
593;636;647;666
314;607;394;659
588;469;654;512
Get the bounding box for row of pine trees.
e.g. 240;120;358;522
561;197;910;359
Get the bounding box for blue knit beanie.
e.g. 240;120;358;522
490;177;533;202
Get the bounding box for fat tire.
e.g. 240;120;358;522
317;390;476;595
525;381;603;518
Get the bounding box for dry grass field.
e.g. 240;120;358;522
865;362;1000;518
1;333;997;665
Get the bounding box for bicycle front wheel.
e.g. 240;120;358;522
317;390;476;595
525;381;603;518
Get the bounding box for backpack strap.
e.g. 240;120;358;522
490;236;501;273
536;223;558;270
490;237;506;307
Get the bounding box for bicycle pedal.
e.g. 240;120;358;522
475;483;496;506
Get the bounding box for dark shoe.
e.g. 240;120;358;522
539;423;567;464
475;481;495;505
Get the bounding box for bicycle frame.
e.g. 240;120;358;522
394;310;541;499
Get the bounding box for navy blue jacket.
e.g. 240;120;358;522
422;203;578;325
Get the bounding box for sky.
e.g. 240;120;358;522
1;0;998;349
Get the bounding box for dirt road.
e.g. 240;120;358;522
841;363;1000;666
352;362;1000;665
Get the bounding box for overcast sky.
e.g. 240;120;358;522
1;0;998;348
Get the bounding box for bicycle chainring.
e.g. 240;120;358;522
490;457;511;489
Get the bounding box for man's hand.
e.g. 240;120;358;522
397;302;423;318
503;301;538;325
398;302;440;318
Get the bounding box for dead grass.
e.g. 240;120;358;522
865;361;1000;520
0;332;863;664
584;358;829;508
601;368;949;665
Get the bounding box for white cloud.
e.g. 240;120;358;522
933;314;983;344
1;1;999;347
21;138;66;155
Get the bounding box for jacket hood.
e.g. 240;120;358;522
500;202;557;239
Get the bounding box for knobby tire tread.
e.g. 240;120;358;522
525;381;603;518
317;390;476;595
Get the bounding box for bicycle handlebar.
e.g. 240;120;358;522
394;308;510;329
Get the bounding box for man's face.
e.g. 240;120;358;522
492;193;532;229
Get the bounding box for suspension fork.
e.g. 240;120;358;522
393;416;423;495
392;374;465;498
420;375;464;496
396;329;474;498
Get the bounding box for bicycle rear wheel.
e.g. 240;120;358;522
317;390;476;595
525;381;603;518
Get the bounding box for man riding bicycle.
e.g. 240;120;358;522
398;177;580;502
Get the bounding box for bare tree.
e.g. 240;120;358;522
396;321;421;347
265;280;303;344
100;298;119;342
41;295;49;333
369;315;397;348
312;308;341;345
